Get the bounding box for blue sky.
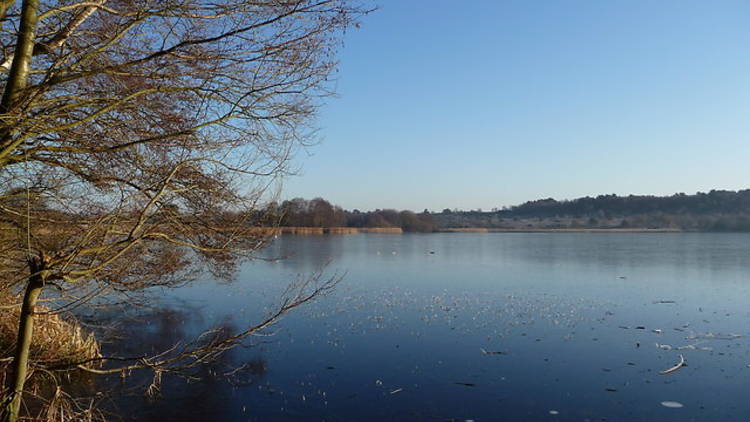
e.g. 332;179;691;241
283;0;750;212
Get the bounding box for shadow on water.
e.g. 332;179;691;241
272;234;341;272
87;304;272;421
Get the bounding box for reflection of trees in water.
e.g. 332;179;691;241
109;307;196;358
494;233;750;275
274;236;343;272
89;305;270;421
121;357;268;422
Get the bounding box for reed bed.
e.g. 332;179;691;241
357;227;403;233
279;227;403;235
0;296;101;366
201;226;405;235
280;227;325;235
439;228;490;233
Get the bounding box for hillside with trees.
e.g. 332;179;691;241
436;190;750;231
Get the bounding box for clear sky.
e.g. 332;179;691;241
282;0;750;212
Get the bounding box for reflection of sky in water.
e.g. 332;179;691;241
128;233;750;421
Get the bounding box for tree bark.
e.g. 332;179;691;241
0;0;39;161
0;0;38;111
1;259;45;422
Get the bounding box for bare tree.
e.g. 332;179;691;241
0;1;368;420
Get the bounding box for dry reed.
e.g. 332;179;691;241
0;295;101;367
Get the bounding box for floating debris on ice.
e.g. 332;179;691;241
454;382;476;387
480;348;508;355
686;332;743;341
656;342;711;352
661;401;684;408
659;354;686;375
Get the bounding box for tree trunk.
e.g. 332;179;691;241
1;259;45;422
0;0;39;162
0;0;38;110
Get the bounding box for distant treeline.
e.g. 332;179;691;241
272;190;750;232
436;190;750;231
505;190;750;217
268;198;436;232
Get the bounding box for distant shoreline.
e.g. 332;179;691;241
436;227;682;233
270;226;403;234
267;226;684;235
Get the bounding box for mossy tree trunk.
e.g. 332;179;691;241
2;259;45;422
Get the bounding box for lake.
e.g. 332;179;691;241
114;233;750;421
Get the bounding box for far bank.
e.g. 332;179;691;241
266;226;684;235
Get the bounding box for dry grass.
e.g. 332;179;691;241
280;226;325;235
35;387;108;422
357;227;403;233
278;226;403;234
323;227;359;234
0;295;101;367
183;226;406;235
439;228;490;233
0;294;104;421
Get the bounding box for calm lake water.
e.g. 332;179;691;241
116;233;750;421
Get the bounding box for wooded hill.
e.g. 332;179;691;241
436;190;750;231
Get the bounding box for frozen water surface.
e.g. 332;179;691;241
118;233;750;421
